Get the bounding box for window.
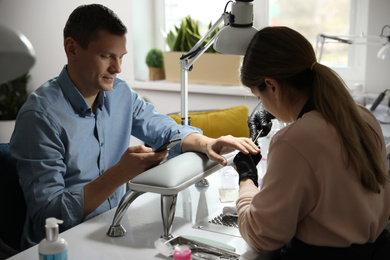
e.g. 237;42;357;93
269;0;351;66
164;0;232;42
147;0;368;84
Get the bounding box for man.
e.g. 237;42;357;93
10;4;259;249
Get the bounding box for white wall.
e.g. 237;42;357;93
131;0;155;82
0;0;389;96
0;0;134;92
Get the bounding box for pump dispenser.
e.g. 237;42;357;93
39;218;68;260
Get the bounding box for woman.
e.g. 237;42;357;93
234;26;390;259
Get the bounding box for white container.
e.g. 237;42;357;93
219;166;239;203
39;218;68;260
353;83;365;105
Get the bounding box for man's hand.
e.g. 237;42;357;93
205;135;261;166
115;145;169;183
181;133;260;166
83;145;168;218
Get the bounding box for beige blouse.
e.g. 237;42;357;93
236;106;390;253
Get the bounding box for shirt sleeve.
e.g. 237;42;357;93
10;109;85;237
128;89;202;157
236;139;318;253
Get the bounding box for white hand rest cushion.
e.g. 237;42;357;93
128;152;235;195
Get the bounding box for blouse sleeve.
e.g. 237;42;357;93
236;139;318;253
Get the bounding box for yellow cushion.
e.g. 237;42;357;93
169;105;249;138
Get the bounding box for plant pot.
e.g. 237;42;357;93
149;67;165;81
163;52;243;86
0;120;15;143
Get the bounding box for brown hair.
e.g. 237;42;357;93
241;26;388;193
63;4;127;49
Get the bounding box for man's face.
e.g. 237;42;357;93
72;30;127;95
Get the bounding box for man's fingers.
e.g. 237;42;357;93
127;145;153;153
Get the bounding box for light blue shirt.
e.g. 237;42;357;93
10;66;202;249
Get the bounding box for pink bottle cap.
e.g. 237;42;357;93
173;246;191;260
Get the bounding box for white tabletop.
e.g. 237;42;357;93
11;121;389;260
8;173;263;260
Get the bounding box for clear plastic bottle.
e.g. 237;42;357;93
353;83;365;105
39;218;68;260
218;166;239;203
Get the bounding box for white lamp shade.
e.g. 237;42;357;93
214;25;258;55
0;25;35;82
377;42;390;61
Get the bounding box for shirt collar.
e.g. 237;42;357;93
96;90;105;110
297;99;314;120
58;65;105;115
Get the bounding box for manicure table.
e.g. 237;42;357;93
107;151;235;239
8;152;263;260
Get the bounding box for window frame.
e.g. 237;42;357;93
152;0;368;86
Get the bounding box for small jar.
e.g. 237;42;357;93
219;166;239;203
173;246;191;260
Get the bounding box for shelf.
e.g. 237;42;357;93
129;80;253;97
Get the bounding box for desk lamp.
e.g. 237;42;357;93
179;0;257;187
179;0;258;126
377;25;390;61
108;2;258;237
370;25;390;114
316;25;390;112
0;25;35;83
316;24;390;63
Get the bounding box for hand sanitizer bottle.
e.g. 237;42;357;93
39;218;68;260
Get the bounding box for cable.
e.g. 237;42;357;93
370;89;389;112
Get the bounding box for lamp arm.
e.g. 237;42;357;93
379;25;390;45
319;34;353;44
179;13;228;125
191;14;226;55
182;33;218;71
316;33;357;62
316;34;326;62
180;13;227;71
380;25;390;37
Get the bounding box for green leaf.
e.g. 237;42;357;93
164;15;221;53
0;74;29;120
174;25;185;51
166;31;177;51
186;29;202;48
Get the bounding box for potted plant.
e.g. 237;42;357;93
0;73;29;142
163;16;242;86
165;16;219;53
145;48;165;81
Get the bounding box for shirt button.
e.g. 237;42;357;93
100;142;104;147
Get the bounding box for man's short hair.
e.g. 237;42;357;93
63;4;127;49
